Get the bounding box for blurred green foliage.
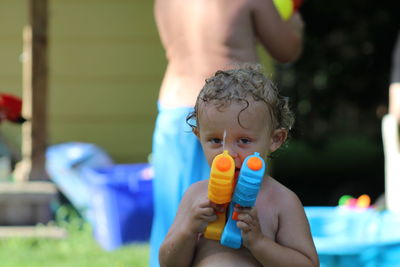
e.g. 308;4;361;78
273;136;383;205
272;0;400;205
278;0;399;140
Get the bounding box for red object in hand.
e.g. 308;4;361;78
0;93;25;124
293;0;304;11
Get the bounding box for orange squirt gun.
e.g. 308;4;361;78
204;150;235;240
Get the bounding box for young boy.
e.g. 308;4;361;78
159;65;319;267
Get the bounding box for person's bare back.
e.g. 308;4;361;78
154;0;304;107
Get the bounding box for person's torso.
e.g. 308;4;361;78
155;0;259;107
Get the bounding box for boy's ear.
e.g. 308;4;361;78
269;128;288;153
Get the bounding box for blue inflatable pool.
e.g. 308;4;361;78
305;207;400;267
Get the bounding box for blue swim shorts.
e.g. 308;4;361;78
149;104;210;267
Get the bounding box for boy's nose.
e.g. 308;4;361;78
221;145;242;168
224;146;238;160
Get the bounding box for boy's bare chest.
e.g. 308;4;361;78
192;238;262;267
192;198;277;266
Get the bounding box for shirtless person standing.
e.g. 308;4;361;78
150;1;304;266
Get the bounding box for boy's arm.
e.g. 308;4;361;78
159;181;216;267
389;83;400;122
243;191;319;267
159;223;198;267
250;0;304;63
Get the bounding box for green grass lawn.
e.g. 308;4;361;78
0;206;150;267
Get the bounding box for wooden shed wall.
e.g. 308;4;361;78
0;0;164;163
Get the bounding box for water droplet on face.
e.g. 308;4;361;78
223;129;227;150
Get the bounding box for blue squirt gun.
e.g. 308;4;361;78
220;152;266;249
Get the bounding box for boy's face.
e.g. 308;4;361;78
194;98;287;170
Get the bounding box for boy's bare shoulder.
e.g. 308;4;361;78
259;176;304;217
189;179;208;191
264;176;301;202
182;179;209;199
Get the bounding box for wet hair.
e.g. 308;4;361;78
187;64;294;133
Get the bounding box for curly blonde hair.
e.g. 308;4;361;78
187;64;294;133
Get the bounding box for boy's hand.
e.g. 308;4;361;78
187;195;218;234
235;206;264;249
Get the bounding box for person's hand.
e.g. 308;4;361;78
287;12;304;34
186;195;218;234
389;83;400;123
235;206;264;249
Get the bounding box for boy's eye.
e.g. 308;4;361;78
239;138;251;144
210;138;222;144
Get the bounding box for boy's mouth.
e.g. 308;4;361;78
234;168;240;179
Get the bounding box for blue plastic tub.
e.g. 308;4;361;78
84;163;154;251
305;207;400;267
46;142;114;221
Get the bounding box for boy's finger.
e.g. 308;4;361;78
203;214;217;222
237;212;253;223
234;206;251;212
202;207;215;216
210;203;226;213
198;199;213;207
236;221;250;232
